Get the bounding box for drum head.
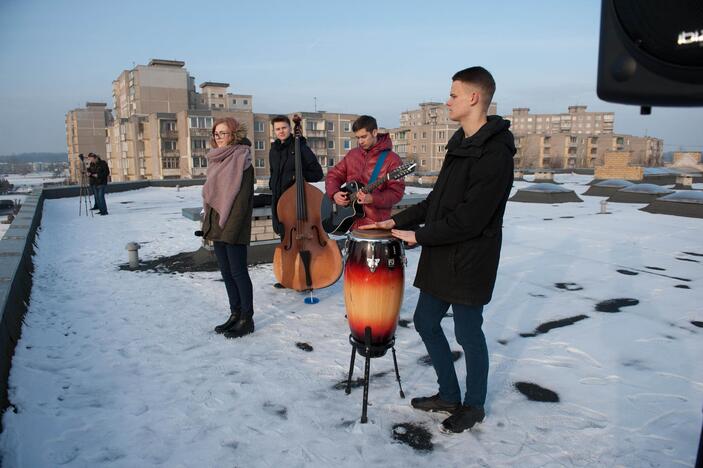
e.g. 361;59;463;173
349;229;393;240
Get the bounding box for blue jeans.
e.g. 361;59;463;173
413;291;488;406
213;242;253;315
94;184;107;214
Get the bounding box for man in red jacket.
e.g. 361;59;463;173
325;115;404;229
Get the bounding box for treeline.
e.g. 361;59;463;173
0;152;68;163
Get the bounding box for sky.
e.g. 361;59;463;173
0;0;701;155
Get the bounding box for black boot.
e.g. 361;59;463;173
223;310;254;338
410;393;460;414
214;309;241;334
439;405;485;434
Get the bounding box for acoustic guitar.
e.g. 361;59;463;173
321;162;416;235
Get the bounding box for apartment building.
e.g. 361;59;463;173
507;105;614;136
104;60;256;181
65;102;113;183
507;106;662;169
513;133;662;169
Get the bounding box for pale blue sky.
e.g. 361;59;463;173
0;0;701;155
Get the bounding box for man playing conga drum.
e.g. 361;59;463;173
364;66;515;433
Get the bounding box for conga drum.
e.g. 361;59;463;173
344;229;405;357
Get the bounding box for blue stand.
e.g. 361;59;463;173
304;291;320;304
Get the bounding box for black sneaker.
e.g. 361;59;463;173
410;393;460;414
439;404;485;434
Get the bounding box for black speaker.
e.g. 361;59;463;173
597;0;703;107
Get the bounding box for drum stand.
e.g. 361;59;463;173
345;326;405;424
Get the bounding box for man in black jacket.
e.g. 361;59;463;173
268;115;324;288
364;67;515;433
87;153;110;215
85;153;99;210
268;115;324;236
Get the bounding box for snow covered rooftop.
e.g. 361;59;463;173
0;174;701;466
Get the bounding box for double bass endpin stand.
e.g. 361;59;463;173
303;289;320;305
345;326;405;424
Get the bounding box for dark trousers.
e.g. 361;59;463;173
94;184;107;214
413;291;488;406
213;242;253;315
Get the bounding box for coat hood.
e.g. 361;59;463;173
362;132;393;155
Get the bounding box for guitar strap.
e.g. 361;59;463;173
368;150;389;187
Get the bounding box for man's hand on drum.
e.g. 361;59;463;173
333;191;350;206
360;219;396;230
391;229;417;246
356;191;373;205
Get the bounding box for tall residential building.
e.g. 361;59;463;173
65;102;113;183
389;102;497;174
506;105;614;136
513;133;663;169
506;106;662;169
105;59;255;181
112;59;191;119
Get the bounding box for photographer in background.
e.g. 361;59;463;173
82;153;98;210
87;153;110;216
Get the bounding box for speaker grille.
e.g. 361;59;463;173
613;0;703;68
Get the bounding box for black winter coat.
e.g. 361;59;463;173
268;135;324;234
392;116;515;305
86;160;109;185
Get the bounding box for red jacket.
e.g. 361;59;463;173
325;133;404;228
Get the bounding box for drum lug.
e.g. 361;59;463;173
388;258;395;268
367;254;380;273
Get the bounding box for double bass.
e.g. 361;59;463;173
273;115;343;291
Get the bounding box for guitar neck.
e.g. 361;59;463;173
360;174;388;195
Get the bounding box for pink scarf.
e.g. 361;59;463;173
202;144;252;228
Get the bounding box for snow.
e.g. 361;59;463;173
1;175;701;467
2;172;66;188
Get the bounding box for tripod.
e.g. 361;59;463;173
78;158;93;217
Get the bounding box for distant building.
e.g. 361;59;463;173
507;105;614;136
94;59;364;182
671;151;702;170
505;106;662;169
68;62;665;184
65;102;113;183
106;60;255;181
